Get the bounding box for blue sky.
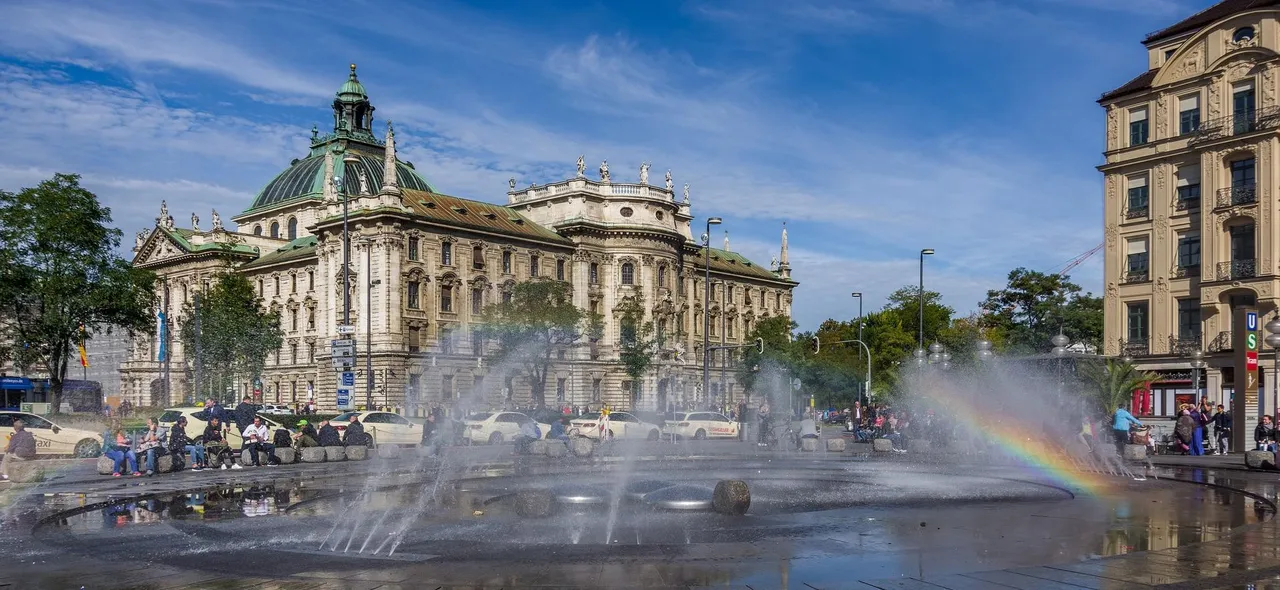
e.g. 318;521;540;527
0;0;1211;330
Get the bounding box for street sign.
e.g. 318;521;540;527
336;387;353;410
331;357;352;369
340;371;355;387
1247;351;1259;371
332;338;355;348
337;325;355;335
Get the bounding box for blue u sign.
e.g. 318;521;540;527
1248;312;1259;331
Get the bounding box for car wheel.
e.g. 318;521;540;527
74;438;102;458
489;432;504;445
694;429;707;440
647;429;659;441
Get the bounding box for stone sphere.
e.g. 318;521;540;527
713;480;751;516
515;489;554;518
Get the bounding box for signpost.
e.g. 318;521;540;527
333;337;356;409
1233;308;1260;451
337;387;353;410
337;325;355;335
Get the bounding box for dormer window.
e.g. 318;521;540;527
1234;27;1256;43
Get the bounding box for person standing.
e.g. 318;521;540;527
1188;405;1206;456
736;400;747;441
1212;404;1232;455
1;419;38;481
1112;404;1142;457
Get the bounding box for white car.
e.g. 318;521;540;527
664;412;740;440
463;412;551;445
0;411;103;457
569;412;662;441
261;404;294;415
157;407;286;448
331;411;421;446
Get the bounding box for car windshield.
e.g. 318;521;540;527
333;412;359;422
466;412;493;421
158;410;185;424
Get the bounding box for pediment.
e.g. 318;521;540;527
133;229;191;266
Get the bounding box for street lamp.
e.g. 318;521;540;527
852;292;864;399
1190;349;1205;398
912;347;926;368
919;249;935;351
927;341;944;363
976;338;993;362
1266;319;1280;414
702;217;722;404
1051;332;1069;394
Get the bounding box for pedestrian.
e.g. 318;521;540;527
233;396;255;434
1188;405;1206;456
736;400;747;441
343;414;368;447
1213;404;1232;455
1111;403;1142;457
1;419;38;481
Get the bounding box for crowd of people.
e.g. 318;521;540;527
1105;397;1238;457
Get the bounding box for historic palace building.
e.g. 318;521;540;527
120;65;797;414
1100;0;1280;418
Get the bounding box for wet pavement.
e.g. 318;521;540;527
2;441;1280;588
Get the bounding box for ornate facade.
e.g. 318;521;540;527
1100;0;1280;419
120;65;797;414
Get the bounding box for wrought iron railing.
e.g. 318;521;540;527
1215;259;1256;280
1173;196;1200;212
1124;206;1149;220
1215;184;1257;208
1121;269;1150;284
1208;330;1233;352
1168;335;1201;355
1119;339;1150;357
1188;105;1280;145
1171;263;1200;279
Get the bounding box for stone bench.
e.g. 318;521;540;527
1122;444;1148;461
300;447;327;463
1246;450;1277;470
570;438;594;458
872;438;894;452
345;445;368;461
239;450;270;467
529;440;549;456
799;437;818;452
825;438;846;452
275;447;297;464
324;446;347;462
156;454;178;473
546;441;568;458
96;456;116;475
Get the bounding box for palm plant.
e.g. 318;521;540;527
1078;359;1159;416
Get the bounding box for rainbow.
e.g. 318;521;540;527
913;389;1116;495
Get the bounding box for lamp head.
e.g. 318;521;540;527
707;217;722;226
921;248;935;256
851;292;862;298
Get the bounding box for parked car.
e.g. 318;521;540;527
261;404;294;415
331;411;420;446
663;412;740;440
0;411;103;457
568;412;662;440
157;407;286;448
463;412;551;445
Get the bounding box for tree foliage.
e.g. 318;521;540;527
0;174;156;408
979;268;1103;354
737;315;800;401
1077;359;1158;416
616;294;659;405
178;273;284;404
479;279;597;407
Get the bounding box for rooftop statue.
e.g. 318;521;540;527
576;155;586;178
665;169;673;191
639;162;650;185
600;160;610;182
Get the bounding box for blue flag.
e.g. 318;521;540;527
156;310;167;362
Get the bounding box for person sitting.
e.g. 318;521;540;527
795;414;820;450
138;418;167;476
419;413;440;455
103;428;141;477
1256;415;1277;452
241;416;281;467
1;419;38;481
342;414;369;447
513;420;541;455
293;420;319;448
317;420;342;447
202;417;234;470
168;416;202;471
548;417;571;442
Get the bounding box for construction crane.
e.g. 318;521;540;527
1051;243;1103;277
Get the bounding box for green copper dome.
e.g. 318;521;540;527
337;63;367;100
245;153;434;212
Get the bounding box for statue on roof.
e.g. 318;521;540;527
639;162;650;185
682;183;690;204
599;160;610;183
356;168;371;195
508;177;516;190
134;230;147;252
157;200;169;227
665;169;673;191
576;155;585;178
191;212;200;232
211;209;223;231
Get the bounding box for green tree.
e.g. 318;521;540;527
0;174;156;409
479;279;596;407
617;295;659;408
979;268;1103;353
737;315;799;401
885;285;954;349
1077;359;1158;416
179;273;284;404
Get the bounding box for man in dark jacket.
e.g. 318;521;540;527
193;398;231;426
1213;404;1233;455
2;419;38;481
317;420;341;447
343;414;368;447
202;417;232;469
233;396;255;433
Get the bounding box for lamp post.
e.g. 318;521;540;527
918;249;935;351
702;217;722;405
1190;349;1205;399
852;292;864;400
1051;332;1069;395
976;338;993;362
1266;319;1280;416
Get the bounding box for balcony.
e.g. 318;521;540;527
1208;330;1233;353
1173;196;1200;213
1120;269;1150;284
1215;184;1257;209
1215;259;1256;280
1168;335;1202;356
1124;206;1149;220
1188;105;1280;145
1119;339;1150;357
1171;264;1200;279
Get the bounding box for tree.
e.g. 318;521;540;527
0;174;156;410
479;279;595;407
1078;359;1158;417
737;315;799;400
979;268;1103;354
178;273;284;404
885;286;954;349
616;295;659;409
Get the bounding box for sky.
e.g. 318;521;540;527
0;0;1212;330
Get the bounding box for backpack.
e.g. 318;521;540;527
273;428;292;448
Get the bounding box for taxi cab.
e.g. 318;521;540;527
331;411;421;445
663;412;740;440
568;412;662;440
0;411;103;457
157;407;286;448
463;411;552;445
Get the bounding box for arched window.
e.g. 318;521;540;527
590;263;599;284
287;217;298;240
270;221;280;239
253;225;262;236
658;264;667;287
621;262;635;285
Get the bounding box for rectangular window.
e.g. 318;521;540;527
1230;159;1257;209
530;255;539;278
502;251;512;274
472;331;484;355
407;281;420;309
556;259;566;281
1177;232;1200;270
592;378;602;402
1129;107;1149;146
1178;299;1201;341
291;274;297;293
307;308;315;330
290;344;297;365
1175;164;1201;210
308;270;314;291
1126;301;1149;343
1233;81;1257;133
274;276;281;296
307;343;315;363
1126;176;1149;218
442;242;452;266
441;286;453;312
471;288;483;314
590;263;599;284
1231;224;1256;261
441;327;455;354
473;245;484;270
556;378;566;402
1126;239;1149;277
289;309;297;331
442;375;454;400
408;373;420;402
409;327;421;353
727;318;734;338
1178;94;1200;135
408;237;419;261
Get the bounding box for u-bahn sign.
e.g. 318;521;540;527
1233;308;1260;451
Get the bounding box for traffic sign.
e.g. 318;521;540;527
1247;333;1259;351
340;371;355;387
331;357;352;369
1247;351;1259;371
336;387;353;410
337;325;355;335
332;338;355;348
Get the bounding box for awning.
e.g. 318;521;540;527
0;377;34;390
